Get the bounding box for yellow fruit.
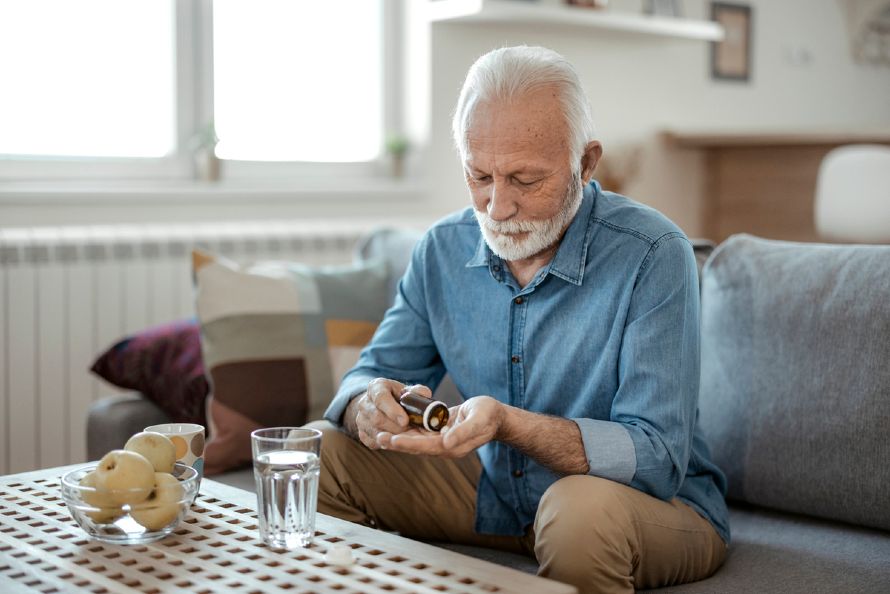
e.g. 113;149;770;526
131;472;184;531
124;432;176;473
79;471;123;523
94;450;155;505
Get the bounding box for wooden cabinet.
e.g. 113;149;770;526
665;131;890;243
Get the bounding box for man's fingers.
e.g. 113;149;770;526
387;432;444;455
358;428;379;450
367;380;409;427
441;418;481;449
402;384;433;399
367;407;406;435
376;431;393;449
386;428;485;458
439;404;497;455
441;432;491;458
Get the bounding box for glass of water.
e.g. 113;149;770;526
250;427;322;549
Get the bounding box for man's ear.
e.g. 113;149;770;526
580;141;603;185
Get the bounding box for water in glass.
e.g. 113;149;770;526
254;449;320;549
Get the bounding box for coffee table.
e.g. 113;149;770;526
1;464;576;593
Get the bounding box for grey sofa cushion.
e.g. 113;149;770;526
87;392;170;460
354;227;424;305
642;504;890;593
698;234;890;530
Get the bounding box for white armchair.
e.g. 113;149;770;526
815;144;890;243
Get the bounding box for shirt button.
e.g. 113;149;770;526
511;355;521;363
514;296;523;305
493;264;501;272
513;469;524;478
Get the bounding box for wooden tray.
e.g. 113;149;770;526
1;466;575;594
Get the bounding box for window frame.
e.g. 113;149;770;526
0;0;402;184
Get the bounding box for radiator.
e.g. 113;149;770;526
0;221;368;476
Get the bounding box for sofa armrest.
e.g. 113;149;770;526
86;393;171;460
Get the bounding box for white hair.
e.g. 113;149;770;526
451;46;595;166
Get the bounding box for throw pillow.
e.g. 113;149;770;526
698;234;890;531
90;319;209;426
192;249;389;475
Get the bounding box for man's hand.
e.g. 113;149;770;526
379;396;505;458
380;394;590;475
343;378;433;450
349;387;589;476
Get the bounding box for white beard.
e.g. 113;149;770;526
475;172;583;262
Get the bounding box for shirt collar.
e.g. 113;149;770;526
466;229;490;268
465;181;598;287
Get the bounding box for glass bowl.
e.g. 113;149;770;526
60;462;199;544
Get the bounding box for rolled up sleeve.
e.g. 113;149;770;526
572;417;637;484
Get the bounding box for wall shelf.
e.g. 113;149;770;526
427;0;725;42
663;129;890;148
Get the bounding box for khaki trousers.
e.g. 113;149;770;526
308;421;726;594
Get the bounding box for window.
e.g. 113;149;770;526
0;0;396;181
0;0;176;158
213;0;383;163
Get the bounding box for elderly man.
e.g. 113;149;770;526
314;46;729;593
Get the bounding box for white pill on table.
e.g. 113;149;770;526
324;543;354;566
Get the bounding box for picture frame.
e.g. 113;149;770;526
711;2;752;81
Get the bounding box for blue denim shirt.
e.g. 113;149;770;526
325;182;730;544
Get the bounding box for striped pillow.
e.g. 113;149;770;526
192;249;388;475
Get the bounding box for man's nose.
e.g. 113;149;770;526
487;178;517;221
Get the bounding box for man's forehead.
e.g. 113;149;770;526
463;147;550;173
465;119;569;172
466;93;569;154
469;100;563;134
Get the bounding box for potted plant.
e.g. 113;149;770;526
385;134;410;178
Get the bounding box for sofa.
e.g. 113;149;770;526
87;229;890;592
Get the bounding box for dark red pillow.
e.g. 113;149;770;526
90;319;208;426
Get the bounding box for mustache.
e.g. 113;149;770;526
476;216;543;234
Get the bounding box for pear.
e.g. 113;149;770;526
79;470;123;523
94;449;155;505
131;472;184;531
124;431;176;473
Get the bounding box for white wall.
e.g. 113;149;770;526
2;0;889;233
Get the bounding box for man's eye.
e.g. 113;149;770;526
514;177;539;186
473;175;491;183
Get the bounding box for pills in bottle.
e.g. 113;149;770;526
399;392;450;432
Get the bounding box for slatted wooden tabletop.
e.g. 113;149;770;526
0;465;575;594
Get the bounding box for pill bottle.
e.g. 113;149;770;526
399;392;449;432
